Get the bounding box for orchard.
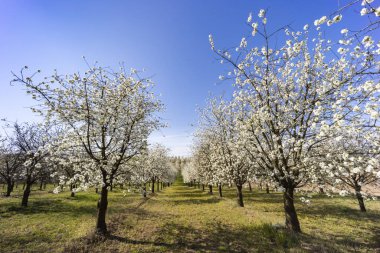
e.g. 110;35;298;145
0;1;379;252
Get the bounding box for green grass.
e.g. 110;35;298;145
0;179;379;253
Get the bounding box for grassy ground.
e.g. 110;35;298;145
0;178;379;253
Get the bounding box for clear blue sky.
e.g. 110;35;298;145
0;0;368;156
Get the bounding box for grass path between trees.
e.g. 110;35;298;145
1;175;379;252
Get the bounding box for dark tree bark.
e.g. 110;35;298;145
143;184;147;198
95;187;99;193
236;184;244;207
202;184;205;191
283;187;301;232
157;179;160;192
266;183;270;194
96;185;108;235
39;180;43;190
21;180;32;207
248;182;252;192
5;179;14;197
70;184;76;197
355;184;366;212
218;183;223;198
208;185;213;194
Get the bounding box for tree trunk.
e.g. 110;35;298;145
208;185;213;195
202;184;205;191
70;184;75;197
355;185;366;212
151;179;155;193
157;180;160;192
283;187;301;232
248;182;252;192
218;183;223;198
6;179;13;197
143;184;147;198
21;181;32;207
22;183;26;190
236;184;244;207
95;187;98;193
96;185;108;235
39;180;43;190
266;183;270;194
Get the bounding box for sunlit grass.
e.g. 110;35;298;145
0;178;379;252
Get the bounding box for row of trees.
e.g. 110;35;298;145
1;64;176;235
184;1;380;233
0;123;53;205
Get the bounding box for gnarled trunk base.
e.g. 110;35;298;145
96;186;108;235
283;187;301;233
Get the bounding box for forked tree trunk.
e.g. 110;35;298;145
96;185;108;235
21;181;32;207
208;185;213;194
236;184;244;207
283;187;301;232
218;183;223;197
355;184;366;212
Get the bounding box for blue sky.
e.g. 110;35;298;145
0;0;369;156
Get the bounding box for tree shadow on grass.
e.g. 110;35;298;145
0;199;96;218
299;202;380;222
